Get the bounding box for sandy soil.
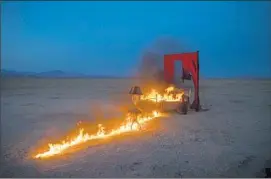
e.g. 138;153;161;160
0;77;270;177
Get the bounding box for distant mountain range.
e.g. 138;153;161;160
3;70;269;79
1;69;129;78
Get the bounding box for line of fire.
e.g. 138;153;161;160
33;51;203;159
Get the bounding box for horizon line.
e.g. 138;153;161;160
1;69;271;79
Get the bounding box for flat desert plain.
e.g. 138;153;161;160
0;77;270;177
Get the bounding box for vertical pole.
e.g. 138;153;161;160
182;68;185;83
196;51;200;111
164;55;174;84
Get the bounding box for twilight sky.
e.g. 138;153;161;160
2;1;271;77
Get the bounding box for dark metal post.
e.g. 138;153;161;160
196;50;200;112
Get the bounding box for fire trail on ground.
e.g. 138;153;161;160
34;86;184;159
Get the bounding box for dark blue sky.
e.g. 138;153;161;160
2;1;271;77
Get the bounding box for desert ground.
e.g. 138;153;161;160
0;77;270;177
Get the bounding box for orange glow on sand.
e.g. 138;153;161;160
34;111;160;159
34;86;184;159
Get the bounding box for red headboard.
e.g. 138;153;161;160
164;51;200;111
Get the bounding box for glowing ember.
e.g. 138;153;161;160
141;86;184;102
34;111;160;159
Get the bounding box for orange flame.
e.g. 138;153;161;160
34;86;183;159
34;111;160;159
141;86;184;102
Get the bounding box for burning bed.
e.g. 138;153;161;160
129;85;190;115
33;51;201;159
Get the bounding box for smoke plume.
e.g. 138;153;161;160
137;37;186;90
